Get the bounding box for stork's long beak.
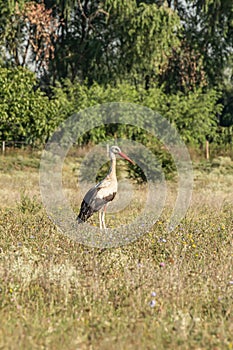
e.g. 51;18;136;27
118;151;135;165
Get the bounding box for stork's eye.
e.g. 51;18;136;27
111;146;119;153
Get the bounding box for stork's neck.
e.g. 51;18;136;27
108;152;117;179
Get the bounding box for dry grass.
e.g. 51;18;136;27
0;151;233;349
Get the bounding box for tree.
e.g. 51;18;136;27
43;0;109;85
158;39;207;93
96;0;182;88
42;0;181;87
0;0;59;74
0;67;59;144
177;0;233;87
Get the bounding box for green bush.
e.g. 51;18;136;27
53;81;223;180
0;70;228;180
0;66;59;144
143;87;223;146
53;80;223;148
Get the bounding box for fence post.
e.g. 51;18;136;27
205;140;209;160
2;141;5;154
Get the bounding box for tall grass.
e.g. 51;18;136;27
0;152;232;349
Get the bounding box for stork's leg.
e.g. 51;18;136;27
99;205;108;230
99;211;102;230
102;205;107;230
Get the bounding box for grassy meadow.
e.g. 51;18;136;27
0;149;233;350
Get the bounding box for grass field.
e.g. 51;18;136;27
0;150;233;350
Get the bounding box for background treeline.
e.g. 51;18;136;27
0;0;232;153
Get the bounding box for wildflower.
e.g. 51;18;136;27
149;300;156;308
159;262;165;267
151;291;157;297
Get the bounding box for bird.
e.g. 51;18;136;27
77;145;134;229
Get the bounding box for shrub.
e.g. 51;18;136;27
0;66;59;144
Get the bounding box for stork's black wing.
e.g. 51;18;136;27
77;186;116;223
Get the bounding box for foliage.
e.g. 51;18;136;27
218;56;233;128
0;0;59;73
102;0;181;87
187;0;233;87
38;0;181;87
144;87;223;145
0;0;232;151
0;66;59;144
158;39;207;93
18;190;42;213
44;0;109;84
0;65;225;157
54;80;223;147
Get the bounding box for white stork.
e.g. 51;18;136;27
77;145;134;229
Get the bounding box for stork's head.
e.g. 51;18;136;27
110;146;135;164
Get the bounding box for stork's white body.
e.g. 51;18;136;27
96;156;117;229
77;146;134;229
